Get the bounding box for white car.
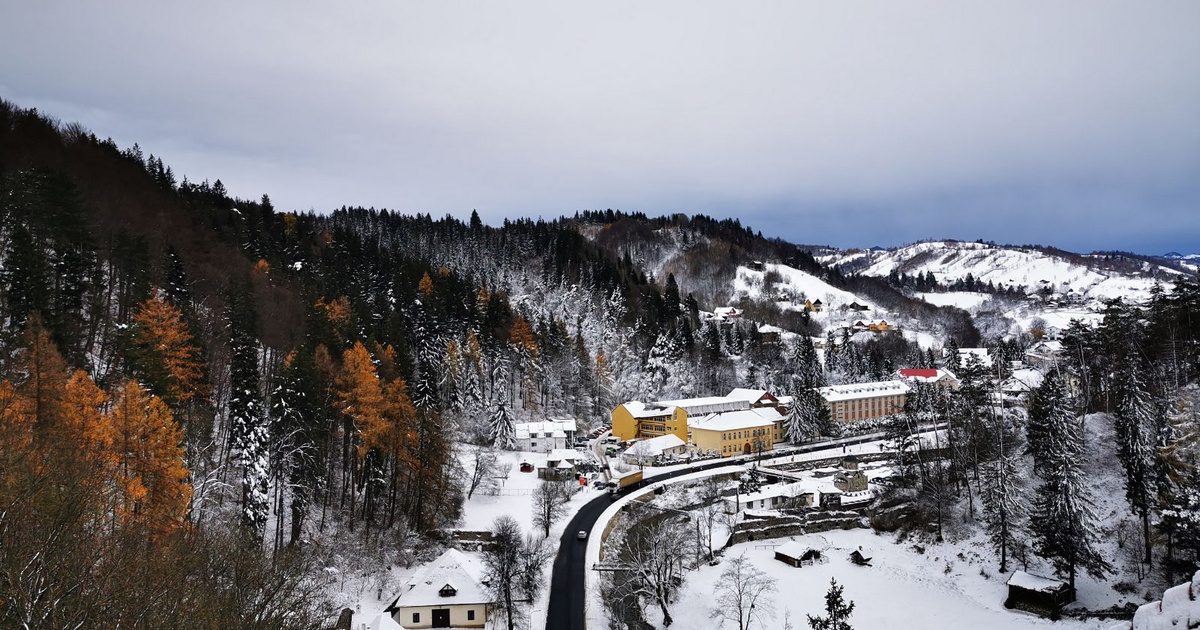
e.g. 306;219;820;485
577;530;588;540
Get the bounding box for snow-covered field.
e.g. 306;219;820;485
661;529;1110;630
916;291;993;312
456;448;599;533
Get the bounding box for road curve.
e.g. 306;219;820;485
543;427;937;630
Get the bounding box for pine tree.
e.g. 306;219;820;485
490;358;516;449
227;277;268;534
1027;371;1109;589
163;245;192;310
979;429;1025;573
807;578;855;630
1114;362;1158;566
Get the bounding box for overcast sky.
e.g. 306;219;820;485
2;1;1198;253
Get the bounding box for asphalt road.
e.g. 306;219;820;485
543;427;943;630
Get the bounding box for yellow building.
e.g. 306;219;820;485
688;407;784;457
611;396;748;442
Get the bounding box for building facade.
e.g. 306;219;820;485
817;380;910;422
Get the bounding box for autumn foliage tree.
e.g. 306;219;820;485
128;294;207;410
107;379;192;537
333;341;385;530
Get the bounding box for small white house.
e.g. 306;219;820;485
386;548;491;628
621;434;687;465
723;479;840;513
513;419;577;452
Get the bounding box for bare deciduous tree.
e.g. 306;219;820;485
464;444;499;499
617;515;690;626
531;480;572;538
711;553;776;630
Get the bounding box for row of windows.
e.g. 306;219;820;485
720;428;767;441
411;609;476;623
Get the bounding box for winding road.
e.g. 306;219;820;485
544;427;942;630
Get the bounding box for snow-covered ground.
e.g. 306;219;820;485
339;445;605;627
456;448;600;533
916;291;993;312
735;263;880;312
660;529;1110;630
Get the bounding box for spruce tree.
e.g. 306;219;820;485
227;277;268;535
1027;371;1109;589
807;578;855;630
490;358;516;448
1114;362;1158;566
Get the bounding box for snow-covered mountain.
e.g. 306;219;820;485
817;240;1186;304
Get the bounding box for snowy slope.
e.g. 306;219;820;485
821;241;1180;304
734;263;883;313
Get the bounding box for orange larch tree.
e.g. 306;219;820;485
16;318;69;451
333;341;385;529
106;379;192;537
129;294;208;410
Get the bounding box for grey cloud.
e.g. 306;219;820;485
1;0;1197;252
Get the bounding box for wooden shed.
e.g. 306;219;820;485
1004;571;1075;618
774;541;825;568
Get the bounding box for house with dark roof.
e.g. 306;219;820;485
385;548;492;628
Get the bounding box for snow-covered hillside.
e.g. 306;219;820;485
820;241;1181;304
734;263;882;313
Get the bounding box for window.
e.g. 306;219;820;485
468;610;476;621
413;613;420;623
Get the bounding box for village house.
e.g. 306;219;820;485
713;306;742;322
538;449;581;480
621;433;687;465
898;367;960;390
817;380;910;422
611;395;749;442
756;324;783;345
386;549;491;629
1000;368;1045;403
689;407;783;457
726;388;782;409
723;477;842;513
512;419;577;452
804;298;824;312
1024;340;1064;369
847;301;870;312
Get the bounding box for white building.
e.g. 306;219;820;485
386;548;491;628
621;433;688;465
513;419;577;452
726;388;781;408
723;478;841;513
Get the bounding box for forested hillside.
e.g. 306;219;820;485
0;100;905;626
